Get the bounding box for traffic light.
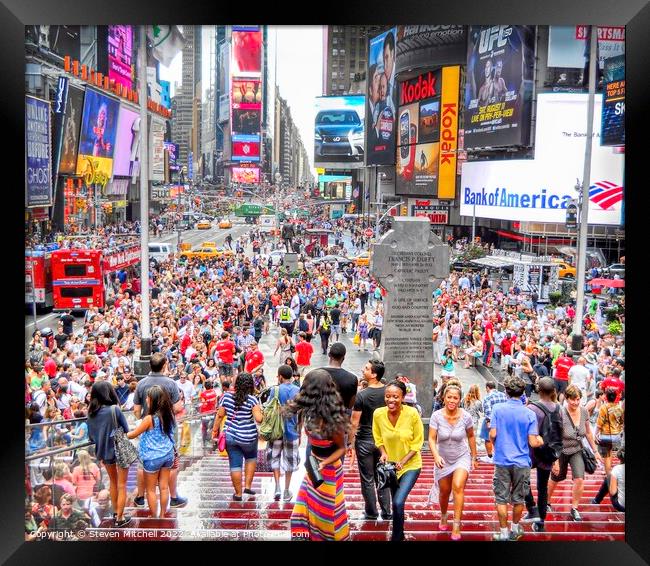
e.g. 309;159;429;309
566;201;578;230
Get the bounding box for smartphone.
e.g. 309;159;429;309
399;110;410;162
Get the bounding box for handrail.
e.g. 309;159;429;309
25;441;94;462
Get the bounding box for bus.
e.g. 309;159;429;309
51;245;140;311
25;250;54;310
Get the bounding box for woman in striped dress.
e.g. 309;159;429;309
286;369;350;541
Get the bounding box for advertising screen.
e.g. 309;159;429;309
58;85;84;175
231;78;262;136
112;106;139;177
366;27;398;166
231;26;262;77
75;89;119;181
164;142;179;171
108;25;133;90
25;96;52;207
150;118;165;181
464;25;535;149
601;55;625;147
232;136;261;162
232;166;260;184
396;142;439;196
460;93;624;226
314;95;365;168
395;25;467;75
318;175;352;199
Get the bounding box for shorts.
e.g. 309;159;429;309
554;379;569;396
270;438;301;473
551;451;585;482
226;434;258;471
451;336;462;347
479;418;490;441
331;324;341;335
596;434;622;457
493;465;530;505
219;362;234;377
142;451;174;474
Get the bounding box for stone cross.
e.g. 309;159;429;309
371;217;449;419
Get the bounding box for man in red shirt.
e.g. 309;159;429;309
215;331;236;378
483;316;495;367
43;352;57;379
199;381;218;445
553;352;575;402
244;341;265;374
294;332;314;380
600;369;625;403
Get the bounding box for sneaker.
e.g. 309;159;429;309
244;488;256;495
478;455;493;464
233;494;243;502
283;490;293;502
362;513;379;520
532;521;545;533
546;504;553;513
570;508;582;522
492;531;510;541
509;525;524;541
114;515;132;528
274;488;281;501
591;498;601;505
134;496;145;507
381;513;393;521
522;507;540;522
170;496;187;508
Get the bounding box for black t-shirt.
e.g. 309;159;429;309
60;314;75;335
54;333;68;350
151;286;161;300
353;385;386;442
330;308;341;325
321;366;358;410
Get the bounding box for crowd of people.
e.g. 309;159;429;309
24;208;624;541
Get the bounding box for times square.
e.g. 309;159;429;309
23;24;627;544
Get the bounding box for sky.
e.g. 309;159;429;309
158;25;323;176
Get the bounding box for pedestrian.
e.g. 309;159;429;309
478;381;508;464
489;375;544;541
288;369;350;541
348;360;392;521
211;372;263;501
594;387;624;477
592;447;625;511
317;311;332;355
372;379;424;541
293;331;314;379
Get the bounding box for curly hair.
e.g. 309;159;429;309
234;372;254;409
285;369;349;438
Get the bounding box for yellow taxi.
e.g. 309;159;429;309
196;220;212;230
354;251;371;267
201;241;217;249
179;246;235;261
219;219;232;229
553;260;577;279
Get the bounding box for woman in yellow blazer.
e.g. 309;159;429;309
373;379;424;541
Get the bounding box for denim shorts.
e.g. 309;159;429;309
143;451;174;474
226;434;258;471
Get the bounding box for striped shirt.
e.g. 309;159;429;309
219;392;259;443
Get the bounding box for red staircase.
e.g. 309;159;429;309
88;451;624;541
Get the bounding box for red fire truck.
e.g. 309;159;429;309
25;250;54;310
51;245;141;311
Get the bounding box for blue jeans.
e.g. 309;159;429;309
226;434;258;471
389;468;420;541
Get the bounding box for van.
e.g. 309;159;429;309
149;242;174;266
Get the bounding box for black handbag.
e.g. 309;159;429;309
304;454;324;488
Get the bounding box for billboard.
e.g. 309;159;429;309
464;25;535;149
231;26;262;77
232;166;260;184
548;26;626;70
75;89;120;182
58;85;84;175
112;106;139;177
314;95;365;168
318;175;352;199
232;138;261;161
107;25;133;90
395;67;460;198
366;27;398;166
601;55;625;147
164;142;179;171
232;78;262;136
25;96;52;207
150;118;166;181
395;25;467;74
412;200;450;224
460;93;623;225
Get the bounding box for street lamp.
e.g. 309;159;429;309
177;166;187;252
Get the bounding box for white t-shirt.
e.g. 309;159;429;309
177;379;195;404
612;464;625;508
568;364;591;390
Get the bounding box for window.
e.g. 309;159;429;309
60;287;93;298
63;264;87;277
350;72;355;80
332;72;338;79
333;38;338;44
340;49;346;55
332;49;338;56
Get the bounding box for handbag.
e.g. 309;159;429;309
111;406;140;469
304;453;324;488
564;407;597;474
352;332;361;346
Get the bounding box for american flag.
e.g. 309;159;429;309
589;181;623;210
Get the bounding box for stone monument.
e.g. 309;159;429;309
371;217;449;419
283;252;299;273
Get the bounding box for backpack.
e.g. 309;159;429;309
530;401;563;465
259;386;284;442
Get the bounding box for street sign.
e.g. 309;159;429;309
364;228;374;237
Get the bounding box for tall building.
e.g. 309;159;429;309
323;25;387;96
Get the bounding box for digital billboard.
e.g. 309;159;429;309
314;95;365;168
164;142;180;171
318;175;352;199
25;96;52;207
601;55;625;147
75;88;120;182
548;26;626;70
58;85;84;175
232;138;261;161
150;118;165;181
232;166;260;184
231;26;262;77
232;78;262;136
460;93;624;225
108;25;133;90
112;106;139;177
366;27;398;166
464;25;535;149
